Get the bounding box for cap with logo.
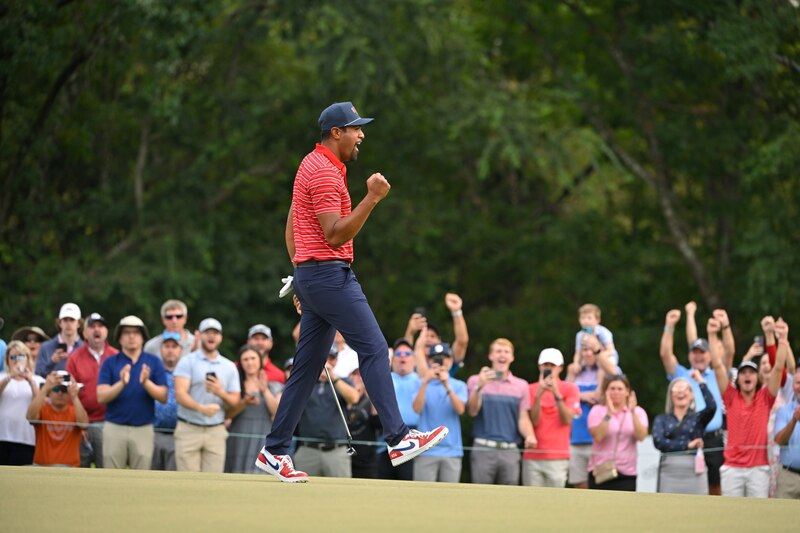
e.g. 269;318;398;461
114;315;150;343
59;303;82;320
198;318;223;333
428;342;452;358
247;324;272;340
538;348;565;366
689;338;710;352
86;313;107;327
738;360;759;373
319;102;374;133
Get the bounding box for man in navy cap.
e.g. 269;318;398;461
255;102;448;482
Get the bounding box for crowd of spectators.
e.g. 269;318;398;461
0;297;798;500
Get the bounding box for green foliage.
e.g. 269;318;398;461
1;0;799;417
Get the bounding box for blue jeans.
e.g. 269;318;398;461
264;264;408;454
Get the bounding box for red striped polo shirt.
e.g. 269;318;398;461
292;144;354;263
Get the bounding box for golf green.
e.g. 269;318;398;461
1;466;796;532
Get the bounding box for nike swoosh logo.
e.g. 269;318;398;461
266;457;280;470
393;442;416;452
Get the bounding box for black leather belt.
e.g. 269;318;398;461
296;260;350;268
302;441;346;451
783;464;800;475
177;417;223;428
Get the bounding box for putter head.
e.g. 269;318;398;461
346;446;357;457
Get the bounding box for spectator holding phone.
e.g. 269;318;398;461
0;341;40;465
652;370;716;494
709;317;787;498
660;307;725;495
35;302;84;377
587;375;648;491
404;293;469;373
523;348;580;488
27;371;88;467
97;316;168;470
66;312;117;468
412;342;467;482
775;368;800;499
467;338;535;485
225;345;282;474
174;318;240;473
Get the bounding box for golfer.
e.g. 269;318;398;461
255;102;447;482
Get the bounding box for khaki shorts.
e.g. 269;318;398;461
568;444;591;485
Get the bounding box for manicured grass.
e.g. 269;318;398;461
1;466;796;532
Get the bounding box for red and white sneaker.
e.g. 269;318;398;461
255;447;309;483
388;426;449;467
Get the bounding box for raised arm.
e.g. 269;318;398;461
707;318;728;392
317;173;390;248
685;301;698;344
660;309;682;376
768;319;790;398
713;309;736;369
27;372;59;421
445;293;469;365
412;327;429;381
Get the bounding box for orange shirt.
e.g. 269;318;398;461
33;403;81;467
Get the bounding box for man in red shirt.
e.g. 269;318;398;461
255;102;447;483
66;312;117;467
524;348;581;487
708;317;787;498
247;324;286;384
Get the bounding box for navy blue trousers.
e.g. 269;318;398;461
264;264;408;454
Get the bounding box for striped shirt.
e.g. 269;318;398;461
292;144;353;263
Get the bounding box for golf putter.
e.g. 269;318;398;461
324;366;357;457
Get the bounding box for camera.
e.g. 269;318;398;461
57;370;71;382
431;356;445;366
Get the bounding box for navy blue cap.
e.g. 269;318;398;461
319;102;374;132
428;342;452;358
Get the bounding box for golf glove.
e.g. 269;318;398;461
279;275;294;298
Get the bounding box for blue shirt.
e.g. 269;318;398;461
571;383;597;445
392;372;422;427
0;340;6;372
174;350;240;425
35;336;84;377
153;370;177;430
98;351;166;426
776;396;800;470
575;325;619;365
417;378;468;457
667;364;723;433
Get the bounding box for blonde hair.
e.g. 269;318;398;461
579;303;601;319
5;340;33;370
490;338;514;354
664;378;695;414
160;299;188;318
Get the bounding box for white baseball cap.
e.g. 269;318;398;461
199;318;223;333
58;303;82;320
538;348;564;366
248;324;272;339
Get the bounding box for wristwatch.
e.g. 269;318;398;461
603;414;611;422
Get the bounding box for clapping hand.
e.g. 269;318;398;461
139;364;151;384
120;364;131;385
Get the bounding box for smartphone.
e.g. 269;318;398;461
543;368;552;379
754;336;765;347
205;372;217;380
57;342;67;351
414;307;427;318
431;356;444;366
495;370;504;381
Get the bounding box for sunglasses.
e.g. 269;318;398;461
9;354;27;361
164;314;184;320
25;337;41;343
394;350;413;358
51;386;68;393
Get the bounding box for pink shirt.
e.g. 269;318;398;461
587;404;648;476
525;380;581;460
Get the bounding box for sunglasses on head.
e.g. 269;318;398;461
394;350;413;358
165;314;184;320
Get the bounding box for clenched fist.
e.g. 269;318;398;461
665;309;681;327
366;173;391;200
